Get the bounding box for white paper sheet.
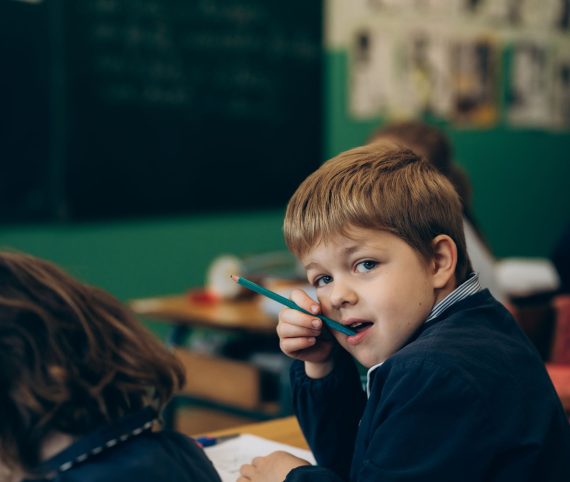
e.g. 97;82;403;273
204;434;316;482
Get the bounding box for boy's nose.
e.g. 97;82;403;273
330;281;358;310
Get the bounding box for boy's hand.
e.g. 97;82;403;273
276;289;334;373
238;450;310;482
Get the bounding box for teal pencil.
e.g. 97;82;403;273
231;275;356;336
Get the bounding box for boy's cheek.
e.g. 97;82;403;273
317;296;333;314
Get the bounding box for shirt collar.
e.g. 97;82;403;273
365;273;481;397
28;407;157;479
425;272;481;323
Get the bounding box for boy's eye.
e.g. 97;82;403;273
314;275;333;287
355;260;377;273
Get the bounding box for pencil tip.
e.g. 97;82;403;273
230;274;239;282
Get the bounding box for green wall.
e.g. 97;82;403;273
0;211;286;337
325;50;570;258
0;211;286;299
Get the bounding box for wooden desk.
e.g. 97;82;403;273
199;415;309;450
130;291;292;429
130;292;276;340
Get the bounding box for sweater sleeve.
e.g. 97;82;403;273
290;350;366;480
285;465;345;482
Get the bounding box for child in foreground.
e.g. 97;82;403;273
0;251;221;482
238;143;570;482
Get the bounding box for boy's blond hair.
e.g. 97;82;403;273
284;141;472;282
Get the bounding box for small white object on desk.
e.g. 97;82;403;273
205;433;316;482
207;255;244;299
496;258;560;297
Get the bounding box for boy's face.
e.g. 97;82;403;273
301;226;447;368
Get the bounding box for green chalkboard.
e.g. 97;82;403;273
1;0;322;221
0;1;51;221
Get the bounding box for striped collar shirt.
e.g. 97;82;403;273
365;273;482;397
425;272;481;323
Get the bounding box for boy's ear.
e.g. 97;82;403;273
431;234;457;289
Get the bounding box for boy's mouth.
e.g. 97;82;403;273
346;320;374;334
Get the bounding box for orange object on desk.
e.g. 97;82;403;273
547;364;570;412
546;295;570;413
187;289;220;304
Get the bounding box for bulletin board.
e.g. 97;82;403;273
330;0;570;128
323;0;570;257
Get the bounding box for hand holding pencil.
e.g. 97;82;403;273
231;275;353;369
231;275;355;336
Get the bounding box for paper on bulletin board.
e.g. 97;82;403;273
391;28;454;120
476;0;562;30
325;0;377;49
448;34;500;127
552;45;570;128
505;38;554;128
349;27;395;118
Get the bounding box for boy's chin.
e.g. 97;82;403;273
352;352;388;370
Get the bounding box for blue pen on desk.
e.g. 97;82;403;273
231;275;356;336
195;433;240;448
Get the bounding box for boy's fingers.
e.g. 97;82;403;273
290;288;320;314
280;337;316;354
278;307;321;329
276;318;321;339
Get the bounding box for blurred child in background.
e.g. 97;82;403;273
369;120;507;303
369;120;562;304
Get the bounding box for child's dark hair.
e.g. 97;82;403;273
368;120;472;206
370;121;452;173
368;120;491;247
0;251;185;472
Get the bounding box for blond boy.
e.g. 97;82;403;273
238;143;570;482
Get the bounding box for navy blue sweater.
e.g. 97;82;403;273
287;290;570;481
